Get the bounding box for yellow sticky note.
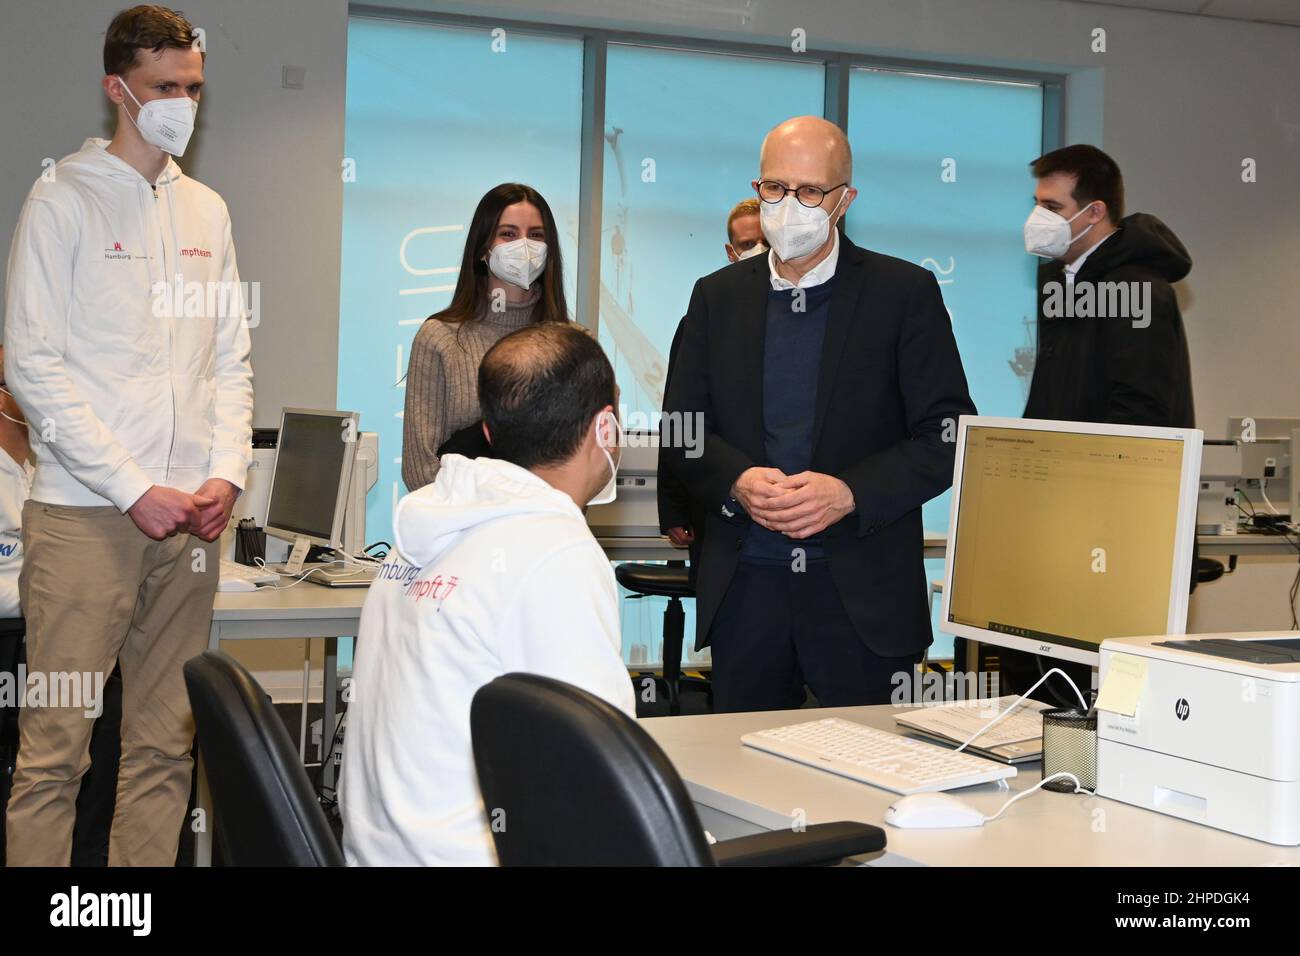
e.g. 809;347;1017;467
1095;653;1147;717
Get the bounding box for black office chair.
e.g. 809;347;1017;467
615;561;696;714
1196;556;1225;585
0;617;24;748
471;673;886;866
183;650;344;867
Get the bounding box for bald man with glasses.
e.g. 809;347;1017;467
662;116;976;712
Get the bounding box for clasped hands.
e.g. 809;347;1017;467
730;467;855;539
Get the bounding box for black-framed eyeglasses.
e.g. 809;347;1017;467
756;180;848;208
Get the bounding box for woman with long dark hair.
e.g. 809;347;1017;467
402;183;570;490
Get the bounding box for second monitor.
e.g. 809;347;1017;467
264;407;362;573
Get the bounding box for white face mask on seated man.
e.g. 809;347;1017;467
587;409;621;506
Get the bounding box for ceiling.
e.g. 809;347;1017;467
1067;0;1300;27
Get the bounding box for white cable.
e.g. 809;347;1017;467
0;385;37;432
334;548;381;568
252;556;362;590
953;667;1089;755
1260;480;1280;515
983;772;1091;823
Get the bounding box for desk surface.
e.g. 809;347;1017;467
640;703;1300;866
598;530;1293;561
213;582;368;620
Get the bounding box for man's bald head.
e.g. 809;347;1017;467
478;323;615;470
760;116;852;185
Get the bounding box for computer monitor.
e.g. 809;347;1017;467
264;408;361;563
939;416;1203;667
585;429;661;538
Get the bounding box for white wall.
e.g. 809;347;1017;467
0;0;348;687
0;0;348;425
1;0;1296;668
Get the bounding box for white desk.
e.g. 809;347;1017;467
596;531;1294;563
1198;532;1299;557
640;703;1300;866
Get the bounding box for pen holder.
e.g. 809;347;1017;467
235;526;267;566
1041;708;1097;792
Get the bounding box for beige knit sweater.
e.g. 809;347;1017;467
401;291;539;491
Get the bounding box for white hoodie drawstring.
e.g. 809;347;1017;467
138;181;154;296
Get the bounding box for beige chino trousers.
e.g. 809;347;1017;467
5;501;217;866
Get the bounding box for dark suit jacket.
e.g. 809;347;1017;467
656;320;706;583
661;235;976;656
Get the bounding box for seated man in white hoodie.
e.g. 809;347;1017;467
341;322;635;866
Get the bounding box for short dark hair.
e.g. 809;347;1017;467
1030;144;1125;222
104;5;200;77
479;324;616;470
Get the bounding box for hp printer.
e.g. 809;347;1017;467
1097;632;1300;845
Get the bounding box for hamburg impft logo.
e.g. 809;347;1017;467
1175;697;1190;721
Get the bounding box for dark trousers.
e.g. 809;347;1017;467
708;561;919;713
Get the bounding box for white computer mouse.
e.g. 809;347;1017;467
885;792;986;829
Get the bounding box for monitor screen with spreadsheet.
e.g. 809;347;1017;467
940;417;1203;666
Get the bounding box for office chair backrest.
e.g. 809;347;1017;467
183;651;344;867
470;673;717;866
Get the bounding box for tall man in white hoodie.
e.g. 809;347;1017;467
341;323;635;866
2;6;253;866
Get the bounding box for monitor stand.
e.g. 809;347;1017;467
284;534;312;576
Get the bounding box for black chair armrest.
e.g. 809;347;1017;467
710;821;886;867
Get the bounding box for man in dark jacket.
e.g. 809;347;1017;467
658;201;765;580
1005;144;1196;703
662;116;975;712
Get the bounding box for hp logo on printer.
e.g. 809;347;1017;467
1174;698;1190;721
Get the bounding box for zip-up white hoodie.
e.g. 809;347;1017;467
3;138;254;509
341;454;635;867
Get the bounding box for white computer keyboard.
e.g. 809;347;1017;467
741;717;1017;795
218;559;279;591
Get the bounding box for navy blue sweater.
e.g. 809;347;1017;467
741;278;836;563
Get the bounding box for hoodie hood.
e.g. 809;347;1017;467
1077;212;1192;284
65;138;184;295
68;137;183;185
393;454;583;566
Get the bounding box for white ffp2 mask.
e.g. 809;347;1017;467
760;192;845;262
117;77;197;157
1023;203;1095;259
488;237;547;290
587;411;621;507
